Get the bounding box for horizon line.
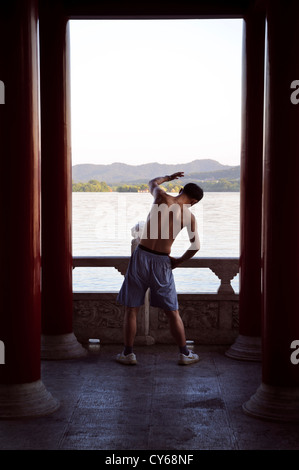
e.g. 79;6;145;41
72;158;240;168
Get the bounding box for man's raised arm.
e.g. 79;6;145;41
149;172;184;198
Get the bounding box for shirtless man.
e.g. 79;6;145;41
116;172;204;365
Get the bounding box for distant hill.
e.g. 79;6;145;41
183;165;240;182
72;159;239;184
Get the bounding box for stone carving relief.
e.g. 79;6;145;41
74;300;124;331
157;301;219;330
181;302;219;329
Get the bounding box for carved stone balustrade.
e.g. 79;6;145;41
73;256;239;294
180;257;239;294
72;256;240;347
73;256;130;276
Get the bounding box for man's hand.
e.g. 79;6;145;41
149;172;184;198
169;248;199;270
167;172;184;181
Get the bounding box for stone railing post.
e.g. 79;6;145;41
209;260;239;295
130;222;154;346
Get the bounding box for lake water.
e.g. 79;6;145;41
72;192;240;293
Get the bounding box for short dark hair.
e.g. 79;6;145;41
182;183;204;202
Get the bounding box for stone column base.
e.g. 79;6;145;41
0;379;59;419
225;334;261;361
243;382;299;422
41;332;88;360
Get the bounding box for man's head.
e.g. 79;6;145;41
180;183;204;206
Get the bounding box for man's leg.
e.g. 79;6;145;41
123;306;139;352
164;309;186;347
164;309;200;365
116;306;139;365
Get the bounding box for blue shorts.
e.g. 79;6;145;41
117;246;178;311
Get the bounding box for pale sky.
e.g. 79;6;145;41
70;19;243;167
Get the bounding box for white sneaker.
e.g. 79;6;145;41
178;350;200;365
116;351;137;365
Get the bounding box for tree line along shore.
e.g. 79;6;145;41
72;179;240;193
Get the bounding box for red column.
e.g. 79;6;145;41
39;1;86;359
226;8;265;361
243;0;299;421
0;0;58;417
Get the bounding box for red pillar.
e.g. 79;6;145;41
243;0;299;421
0;0;58;417
226;8;265;361
39;1;86;359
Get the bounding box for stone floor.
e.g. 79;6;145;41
1;344;299;451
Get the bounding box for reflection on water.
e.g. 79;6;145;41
72;192;240;293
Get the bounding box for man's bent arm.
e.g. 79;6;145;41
170;214;200;268
149;172;184;197
148;175;170;196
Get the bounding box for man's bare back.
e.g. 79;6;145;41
139;172;201;268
